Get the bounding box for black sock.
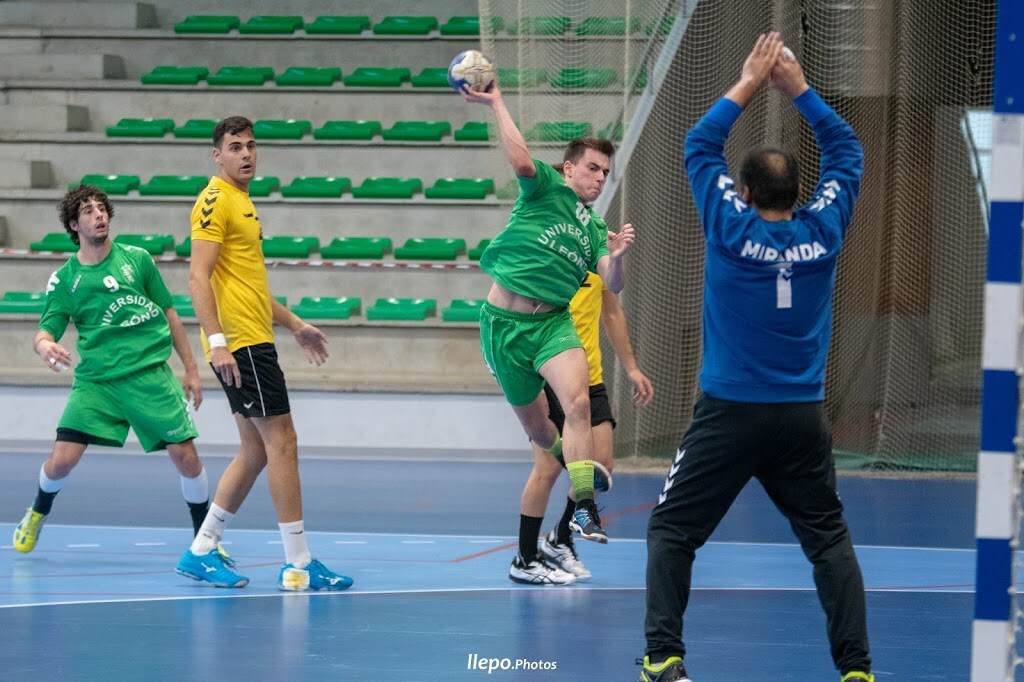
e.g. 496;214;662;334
33;487;59;515
187;500;210;536
518;515;543;562
556;496;575;543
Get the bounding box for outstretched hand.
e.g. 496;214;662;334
607;223;635;258
740;32;785;88
460;82;502;106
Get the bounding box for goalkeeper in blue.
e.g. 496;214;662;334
639;34;873;682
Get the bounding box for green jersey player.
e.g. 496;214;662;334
13;185;219;558
460;79;636;562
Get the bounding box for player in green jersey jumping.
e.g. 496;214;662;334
460;80;636;561
12;185;217;555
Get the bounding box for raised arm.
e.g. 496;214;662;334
460;83;536;178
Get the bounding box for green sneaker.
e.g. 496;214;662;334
638;656;691;682
13;507;47;553
841;672;874;682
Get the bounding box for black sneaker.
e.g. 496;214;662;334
637;656;691;682
508;553;576;585
569;499;608;543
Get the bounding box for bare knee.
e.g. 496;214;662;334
560;389;590;425
167;440;202;477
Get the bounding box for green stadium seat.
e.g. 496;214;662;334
453;121;491;142
29;232;78;253
274;67;341;87
138;175;209;196
575;17;640;35
291;296;361;320
141;65;209;85
393;237;466;260
105;118;175;138
238;15;304;34
247;176;280;197
552;68;618;89
597;120;625;141
206;66;274;86
173;119;218;139
174;236;191;257
261;236;320;258
506;17;571;35
410;67;450;88
365;297;437;321
312;120;382;141
495;68;547;88
253;119;312;140
442;298;484;322
71;174;140;195
646;17;675;37
170;294;195;317
174;15;240;34
372;16;438;35
279;176;351;198
467;238;491;260
114;233;174;255
304;15;371;35
524;121;593;142
423;178;494;200
439;16;480;36
342;67;411;88
320;236;392;259
495;179;519;200
381;121;451;142
351;177;422;199
0;291;46;315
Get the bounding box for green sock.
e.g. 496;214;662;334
547;435;565;466
566;460;595;502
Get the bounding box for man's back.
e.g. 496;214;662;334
684;90;864;402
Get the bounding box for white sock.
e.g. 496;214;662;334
190;503;233;555
179;467;209;504
279;520;311;568
40;465;66;493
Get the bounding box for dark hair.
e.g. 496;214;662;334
738;146;800;211
59;185;114;245
213;115;254;148
563;137;616;165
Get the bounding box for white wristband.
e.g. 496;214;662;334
207;333;227;349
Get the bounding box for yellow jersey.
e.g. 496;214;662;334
570;271;606;386
190;176;273;357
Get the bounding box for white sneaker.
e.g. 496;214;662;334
508;553;576;585
539;530;592;580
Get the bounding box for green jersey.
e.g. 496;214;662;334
480;160;609;306
38;242;174;381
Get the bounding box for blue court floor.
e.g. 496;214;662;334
0;450;977;681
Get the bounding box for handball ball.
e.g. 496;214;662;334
448;50;495;93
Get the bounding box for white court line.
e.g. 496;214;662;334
134;542;166;547
66;543;99;548
401;540;435;544
334;541;367;544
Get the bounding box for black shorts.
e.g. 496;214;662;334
543;382;616;434
213;343;291;418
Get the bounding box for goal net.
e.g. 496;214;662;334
478;0;995;473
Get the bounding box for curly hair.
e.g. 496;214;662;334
58;185;114;245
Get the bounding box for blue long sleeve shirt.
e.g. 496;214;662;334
684;88;864;402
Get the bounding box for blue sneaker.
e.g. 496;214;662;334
278;558;353;592
593;461;613;493
569;499;608;543
176;549;249;588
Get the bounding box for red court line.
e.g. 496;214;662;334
450;501;655;563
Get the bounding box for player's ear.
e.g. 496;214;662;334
741;186;750;203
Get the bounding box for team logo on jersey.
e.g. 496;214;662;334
46;271;61;295
120;264;136;284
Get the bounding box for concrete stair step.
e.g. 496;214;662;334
0;2;156;29
0;54;125;79
0;104;90;132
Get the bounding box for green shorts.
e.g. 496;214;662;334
58;363;198;452
479;301;583;407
